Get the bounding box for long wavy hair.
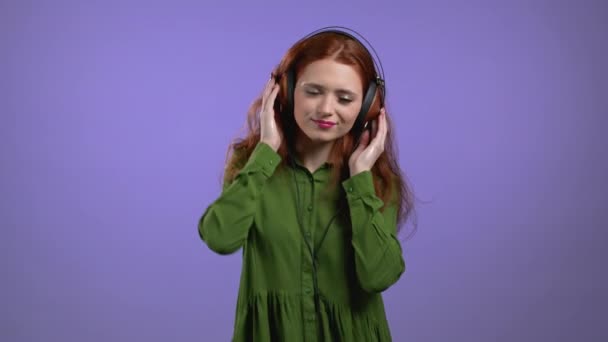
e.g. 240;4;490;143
222;31;417;238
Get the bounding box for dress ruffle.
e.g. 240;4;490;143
231;291;392;342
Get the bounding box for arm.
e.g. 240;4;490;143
197;142;281;255
342;171;406;293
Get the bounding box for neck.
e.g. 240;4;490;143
293;131;334;173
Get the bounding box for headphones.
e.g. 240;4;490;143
276;26;387;149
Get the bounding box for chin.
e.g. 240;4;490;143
301;130;342;144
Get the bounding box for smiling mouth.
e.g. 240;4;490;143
312;119;336;126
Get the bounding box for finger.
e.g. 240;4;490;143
362;128;370;143
264;84;279;112
377;109;387;148
357;129;370;148
262;82;277;111
261;85;278;118
372;117;378;139
261;78;275;106
352;131;367;157
270;83;280;101
370;110;385;149
264;77;273;93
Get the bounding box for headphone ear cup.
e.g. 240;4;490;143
360;81;377;120
281;69;297;149
352;81;377;140
286;69;295;117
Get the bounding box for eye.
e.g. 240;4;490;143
338;97;353;104
305;88;320;96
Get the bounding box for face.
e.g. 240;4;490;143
292;58;363;146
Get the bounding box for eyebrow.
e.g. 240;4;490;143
302;82;359;97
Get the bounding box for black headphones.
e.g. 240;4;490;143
278;26;387;148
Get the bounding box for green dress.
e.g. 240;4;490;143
198;142;405;341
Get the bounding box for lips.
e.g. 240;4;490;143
312;119;336;126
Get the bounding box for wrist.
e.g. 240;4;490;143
260;140;279;152
350;167;369;177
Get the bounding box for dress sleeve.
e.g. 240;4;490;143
341;170;406;293
198;142;282;255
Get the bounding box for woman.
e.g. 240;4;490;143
198;27;416;342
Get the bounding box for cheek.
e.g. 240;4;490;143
345;107;361;124
293;98;315;120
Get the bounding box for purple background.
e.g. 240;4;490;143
2;0;607;341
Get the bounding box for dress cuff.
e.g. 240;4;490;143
244;141;282;177
342;170;376;199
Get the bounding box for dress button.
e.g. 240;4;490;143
269;160;273;164
348;187;353;192
307;205;313;211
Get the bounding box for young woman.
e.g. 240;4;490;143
198;27;415;342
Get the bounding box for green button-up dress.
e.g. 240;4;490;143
198;142;405;341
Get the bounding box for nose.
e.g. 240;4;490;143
317;94;334;115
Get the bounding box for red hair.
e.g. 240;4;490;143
222;31;417;237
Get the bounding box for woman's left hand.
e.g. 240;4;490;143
349;108;387;177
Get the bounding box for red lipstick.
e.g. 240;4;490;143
313;119;336;129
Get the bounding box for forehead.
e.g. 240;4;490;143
297;59;363;94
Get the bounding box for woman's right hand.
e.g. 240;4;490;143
259;77;283;152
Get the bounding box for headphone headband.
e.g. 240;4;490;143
296;26;386;92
